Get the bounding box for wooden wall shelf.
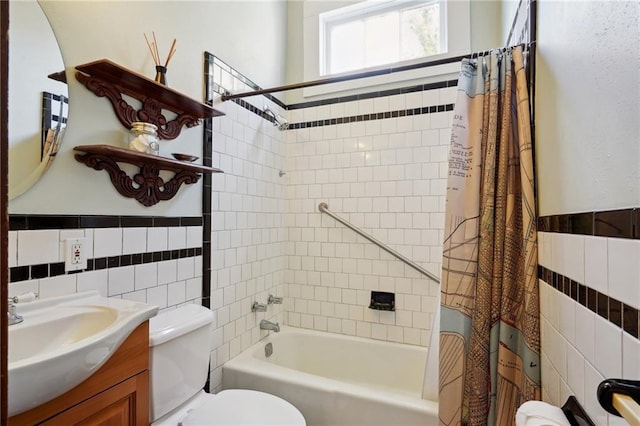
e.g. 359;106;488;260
75;59;224;140
74;145;223;207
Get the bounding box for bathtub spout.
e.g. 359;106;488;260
260;319;280;332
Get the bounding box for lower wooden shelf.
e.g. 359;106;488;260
74;144;223;207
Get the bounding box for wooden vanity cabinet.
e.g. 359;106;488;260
8;321;150;426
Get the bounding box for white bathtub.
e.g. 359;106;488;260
222;326;438;426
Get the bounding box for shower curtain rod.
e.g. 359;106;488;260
220;45;526;102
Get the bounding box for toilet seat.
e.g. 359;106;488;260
179;389;306;426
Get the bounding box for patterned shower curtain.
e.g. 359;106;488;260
439;46;540;426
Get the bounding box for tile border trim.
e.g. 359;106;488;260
9;247;203;283
9;215;202;231
538;208;639;239
287;103;455;130
538;207;640;339
538;265;638;338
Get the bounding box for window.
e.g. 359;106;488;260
320;0;447;76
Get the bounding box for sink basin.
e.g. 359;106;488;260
8;291;158;416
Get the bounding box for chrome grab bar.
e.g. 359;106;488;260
318;202;440;284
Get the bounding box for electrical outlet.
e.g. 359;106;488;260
65;238;87;271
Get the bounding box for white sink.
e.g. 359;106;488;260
8;291;158;416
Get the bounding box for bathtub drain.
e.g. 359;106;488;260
265;342;273;358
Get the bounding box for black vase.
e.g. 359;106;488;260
154;65;167;85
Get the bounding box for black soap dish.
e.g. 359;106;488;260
368;291;395;311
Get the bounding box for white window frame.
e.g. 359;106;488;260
300;0;470;99
319;0;448;76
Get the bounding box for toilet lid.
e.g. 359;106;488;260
180;389;306;426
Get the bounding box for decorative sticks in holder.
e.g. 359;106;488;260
144;32;176;85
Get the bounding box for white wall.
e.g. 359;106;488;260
10;0;287;215
534;0;640;423
536;0;640;215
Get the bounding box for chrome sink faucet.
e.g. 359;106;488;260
259;319;280;332
8;299;23;326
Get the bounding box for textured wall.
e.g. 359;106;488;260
536;1;640;215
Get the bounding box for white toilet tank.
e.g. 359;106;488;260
149;304;214;423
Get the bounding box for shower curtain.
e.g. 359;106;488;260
439;46;540;426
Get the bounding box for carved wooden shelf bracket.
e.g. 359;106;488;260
74;145;223;207
75;59;223;140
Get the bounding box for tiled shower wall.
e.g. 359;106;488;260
8;217;204;308
207;55;456;394
283;86;455;346
538;213;640;425
206;56;288;391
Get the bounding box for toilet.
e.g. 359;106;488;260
148;304;306;425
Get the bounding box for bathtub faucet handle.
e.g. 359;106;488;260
252;301;268;312
268;294;283;305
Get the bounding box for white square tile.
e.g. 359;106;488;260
121;290;147;304
574;305;595;365
122;228;147;255
583;361;609;425
168;281;187;305
558;294;576;345
551;233;567;277
39;274;76;298
77;269;109;297
17;230;59;266
135;263;158;290
566;343;585;402
594;315;621;379
314;315;328;331
422;89;439;107
538;232;552;268
168;227;187;250
147;228;169;252
8;280;39;299
177;257;195;280
546;283;560;329
584;236;608;294
541;352;559;405
548;325;568;380
564;234;584;283
157;260;178;285
622;331;640;378
147;285;168;308
371;323;387;340
186;277;202;301
93;228;123;258
8;231;16;267
356;321;371;338
108;266;135;296
608;238;640;308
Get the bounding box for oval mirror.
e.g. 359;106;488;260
8;0;68;200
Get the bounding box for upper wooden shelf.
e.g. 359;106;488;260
75;59;224;140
